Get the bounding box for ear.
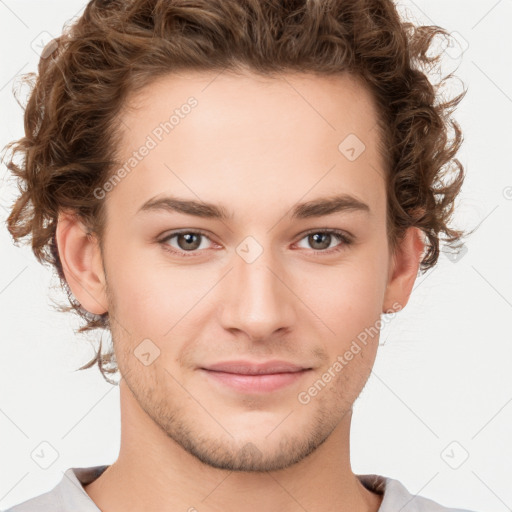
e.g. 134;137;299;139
55;210;108;315
382;227;425;313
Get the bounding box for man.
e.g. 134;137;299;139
3;0;475;510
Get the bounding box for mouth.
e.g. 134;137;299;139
199;360;313;393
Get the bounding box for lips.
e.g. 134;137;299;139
201;360;310;375
199;360;313;393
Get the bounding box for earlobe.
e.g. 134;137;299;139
382;227;425;313
55;210;108;315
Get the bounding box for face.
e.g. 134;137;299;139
89;70;401;471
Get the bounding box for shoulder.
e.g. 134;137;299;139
3;466;108;512
357;473;479;512
4;489;61;512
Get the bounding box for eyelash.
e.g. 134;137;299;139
158;228;353;258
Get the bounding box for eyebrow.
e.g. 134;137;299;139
137;193;370;220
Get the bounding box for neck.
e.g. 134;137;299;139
84;379;382;512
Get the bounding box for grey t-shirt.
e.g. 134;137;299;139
3;465;477;512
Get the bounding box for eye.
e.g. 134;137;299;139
158;228;353;258
295;229;352;254
159;230;216;257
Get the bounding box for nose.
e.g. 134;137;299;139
219;245;297;342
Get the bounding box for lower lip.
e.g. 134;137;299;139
201;369;311;393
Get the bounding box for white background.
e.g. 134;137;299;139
0;1;511;511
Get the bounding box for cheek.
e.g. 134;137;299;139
105;226;389;341
295;255;388;339
108;247;216;340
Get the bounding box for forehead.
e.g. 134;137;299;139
121;69;382;144
108;70;386;222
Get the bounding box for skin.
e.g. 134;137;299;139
56;70;424;512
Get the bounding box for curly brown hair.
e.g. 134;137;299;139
2;0;466;384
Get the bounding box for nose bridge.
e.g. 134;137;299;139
220;236;296;339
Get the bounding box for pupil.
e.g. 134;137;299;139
311;233;330;249
180;233;200;250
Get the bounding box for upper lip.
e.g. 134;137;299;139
201;360;310;375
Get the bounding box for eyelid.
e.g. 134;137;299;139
298;227;353;242
158;227;353;257
158;228;216;241
292;228;353;253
